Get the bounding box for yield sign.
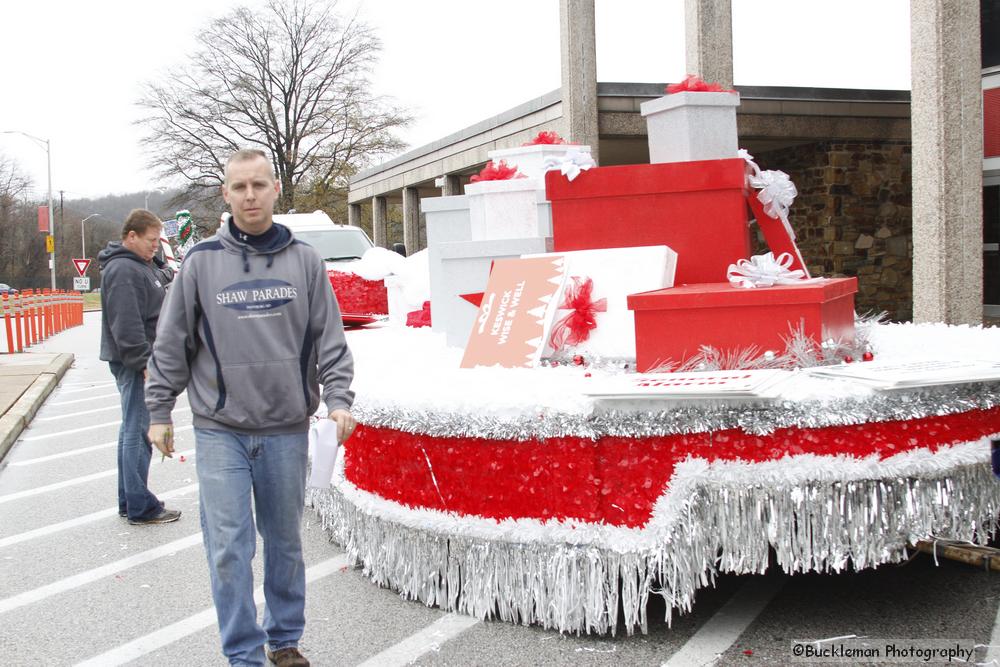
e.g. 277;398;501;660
72;258;91;277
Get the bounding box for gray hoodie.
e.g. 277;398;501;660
98;242;169;371
145;219;354;434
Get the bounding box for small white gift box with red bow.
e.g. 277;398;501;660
521;245;677;359
488;143;593;180
640;91;740;164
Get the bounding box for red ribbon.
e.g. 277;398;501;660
406;300;432;328
666;74;735;94
469;160;524;182
522;130;566;146
548;276;607;351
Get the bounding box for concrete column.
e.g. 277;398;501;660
683;0;733;88
559;0;599;163
372;196;388;248
442;175;462;197
910;0;983;323
402;186;420;254
347;203;361;227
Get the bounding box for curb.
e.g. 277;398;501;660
0;353;75;462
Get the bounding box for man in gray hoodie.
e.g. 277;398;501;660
99;209;181;526
145;149;355;667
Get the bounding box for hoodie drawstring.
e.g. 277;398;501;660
240;246;250;273
266;254;274;268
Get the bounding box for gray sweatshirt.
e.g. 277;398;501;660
98;242;168;372
145;219;354;434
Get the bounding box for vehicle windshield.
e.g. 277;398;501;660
293;228;373;261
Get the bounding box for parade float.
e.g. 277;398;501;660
309;77;1000;635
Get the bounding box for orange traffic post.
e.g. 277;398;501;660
34;289;43;341
42;289;52;339
23;290;33;347
2;294;13;355
55;290;63;332
13;292;23;353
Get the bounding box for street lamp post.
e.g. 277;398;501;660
1;130;55;289
80;213;104;260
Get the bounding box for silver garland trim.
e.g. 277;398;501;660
352;380;1000;440
309;461;1000;636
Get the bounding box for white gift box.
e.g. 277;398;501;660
422;194;471;246
487;143;593;180
640;91;740;164
464;177;552;241
522;245;677;359
423;195;472;333
436;236;553;347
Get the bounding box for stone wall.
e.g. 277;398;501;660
752;140;913;321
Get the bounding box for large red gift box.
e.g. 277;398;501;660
627;278;858;372
544;158;750;284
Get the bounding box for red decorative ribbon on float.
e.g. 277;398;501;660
523;131;567;146
469;160;524;182
666;74;735;94
547;276;607;350
343;406;1000;529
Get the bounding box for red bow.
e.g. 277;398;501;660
406;300;431;328
469;160;524;182
666;74;735;94
523;130;566;146
548;276;607;351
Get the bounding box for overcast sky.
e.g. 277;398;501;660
0;0;911;200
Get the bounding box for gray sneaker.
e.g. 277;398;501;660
128;508;181;525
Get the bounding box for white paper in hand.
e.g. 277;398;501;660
307;419;340;489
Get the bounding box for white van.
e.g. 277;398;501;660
272;211;375;273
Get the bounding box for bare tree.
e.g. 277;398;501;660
137;0;409;213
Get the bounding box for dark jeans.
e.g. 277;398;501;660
109;361;163;520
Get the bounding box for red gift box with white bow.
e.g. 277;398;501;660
627;277;858;372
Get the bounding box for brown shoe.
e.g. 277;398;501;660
266;646;310;667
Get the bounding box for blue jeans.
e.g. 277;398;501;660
194;428;309;667
109;362;163;520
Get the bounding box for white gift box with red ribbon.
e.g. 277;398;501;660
488;143;593;180
464;177;552;241
521;245;677;359
640;91;740;164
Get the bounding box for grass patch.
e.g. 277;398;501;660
83;292;102;311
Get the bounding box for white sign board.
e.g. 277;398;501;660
73;276;91;291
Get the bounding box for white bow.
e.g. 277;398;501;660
727;252;822;289
739;149;798;240
543;150;596;181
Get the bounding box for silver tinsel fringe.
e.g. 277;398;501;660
309;462;1000;635
353;380;1000;440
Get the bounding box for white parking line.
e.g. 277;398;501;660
73;554;350;667
36;399;191;421
0;532;203;614
8;425;195;466
18;420;124;441
35;404;120;421
46;392;119;407
0;450;194;504
0;483;200;549
19;407;192;440
662;576;787;667
51;382;116;396
356;613;481;667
